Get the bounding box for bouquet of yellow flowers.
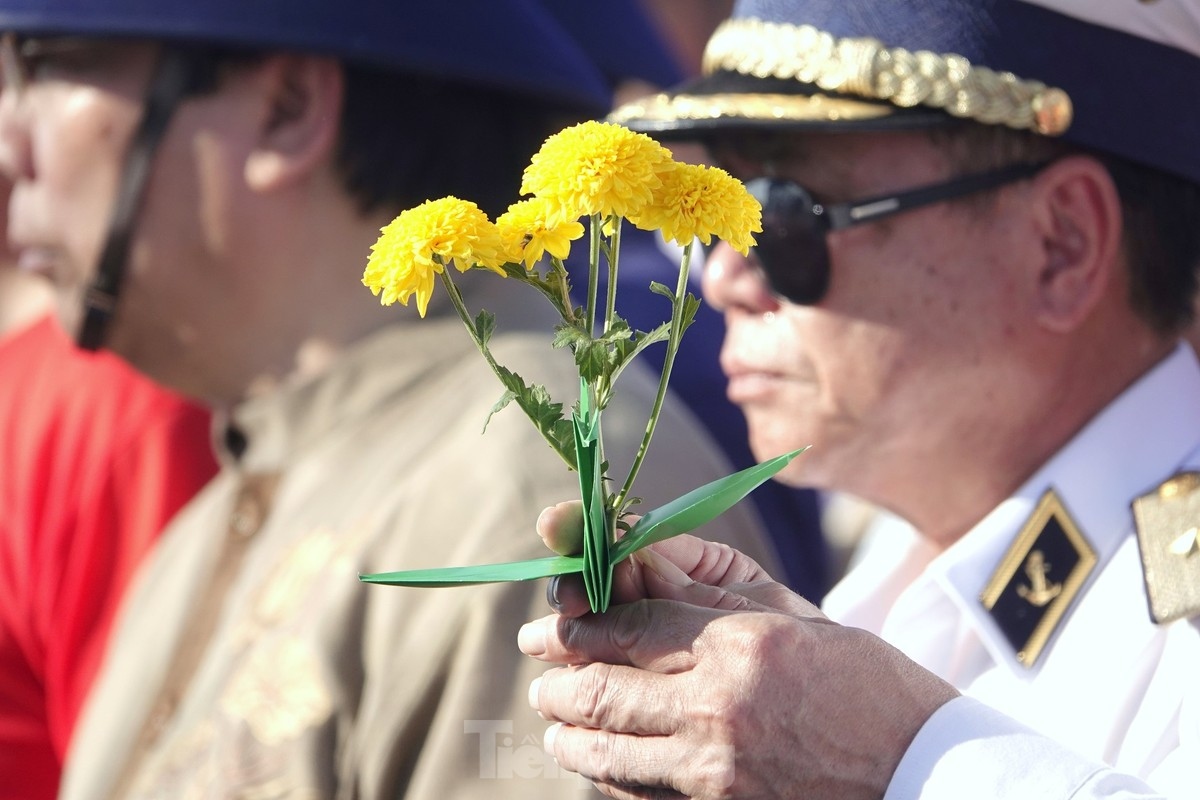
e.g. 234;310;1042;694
358;121;801;612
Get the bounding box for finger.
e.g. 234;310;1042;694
609;535;775;607
531;663;681;734
730;579;827;618
546;573;591;618
654;535;773;586
546;538;790;620
591;782;685;800
546;722;722;800
520;600;711;669
635;548;765;612
537;500;586;556
634;547;827;620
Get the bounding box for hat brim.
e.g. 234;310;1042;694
610;70;955;139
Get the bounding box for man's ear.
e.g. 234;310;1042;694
1027;155;1124;333
243;54;343;192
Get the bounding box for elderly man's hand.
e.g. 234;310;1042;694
535;500;807;619
519;503;960;799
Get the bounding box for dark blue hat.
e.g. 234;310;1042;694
538;0;684;93
611;0;1200;185
0;0;682;115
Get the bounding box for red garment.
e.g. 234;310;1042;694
0;317;218;800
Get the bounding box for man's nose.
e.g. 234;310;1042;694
701;240;780;315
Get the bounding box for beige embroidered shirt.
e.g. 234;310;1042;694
59;277;778;800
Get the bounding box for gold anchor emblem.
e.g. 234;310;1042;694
1016;550;1062;607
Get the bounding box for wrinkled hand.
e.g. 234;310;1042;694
519;502;960;800
535;500;806;618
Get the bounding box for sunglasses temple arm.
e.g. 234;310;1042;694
834;161;1049;229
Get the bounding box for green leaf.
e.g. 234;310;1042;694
680;293;701;334
609;322;671;385
359;554;583;587
612;448;806;562
548;419;576;464
596;315;633;345
475;310;496;347
498;261;569;312
552;323;588;351
489;366;575;470
573;387;613;612
573;339;614;383
357;450;808;598
649;281;675;300
482;389;517;433
500;261;530;280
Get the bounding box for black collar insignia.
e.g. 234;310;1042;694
981;489;1097;668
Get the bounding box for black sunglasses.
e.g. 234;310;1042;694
726;161;1050;305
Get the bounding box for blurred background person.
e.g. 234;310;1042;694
0;186;218;798
0;1;778;798
0;175;52;332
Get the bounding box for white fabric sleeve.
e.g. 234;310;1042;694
883;697;1165;800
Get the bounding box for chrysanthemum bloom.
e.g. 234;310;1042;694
363;197;507;317
630;163;762;256
520;120;675;222
496;198;585;270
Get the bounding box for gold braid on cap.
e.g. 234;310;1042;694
701;17;1072;135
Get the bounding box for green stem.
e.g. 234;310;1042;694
596;217;623;409
603;216;621;336
613;241;694;513
549;257;576;324
585;214;601;335
439;267;574;468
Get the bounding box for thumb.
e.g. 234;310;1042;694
536;500;586;556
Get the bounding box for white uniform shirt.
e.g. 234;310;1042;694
824;344;1200;799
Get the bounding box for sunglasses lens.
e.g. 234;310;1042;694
746;178;831;305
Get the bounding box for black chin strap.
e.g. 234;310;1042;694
77;49;197;351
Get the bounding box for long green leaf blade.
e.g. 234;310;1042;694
573;384;612;612
359;554;583;587
612;448;806;561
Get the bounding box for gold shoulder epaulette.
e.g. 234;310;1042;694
1132;472;1200;624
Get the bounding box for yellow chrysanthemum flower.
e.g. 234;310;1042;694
496;198;586;270
363;197;507;317
630;163;763;255
520;120;675;222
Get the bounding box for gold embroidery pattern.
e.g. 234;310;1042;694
699;18;1073;135
220;637;333;747
129;722;218;800
136;519;379;794
253;530;341;625
608;91;893;125
1132;472;1200;623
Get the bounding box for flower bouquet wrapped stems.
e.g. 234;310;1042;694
359;121;804;612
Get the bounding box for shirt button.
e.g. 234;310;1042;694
229;474;277;539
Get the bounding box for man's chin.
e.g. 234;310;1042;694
749;436;818;489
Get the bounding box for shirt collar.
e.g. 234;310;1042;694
213;273;557;473
928;343;1200;673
